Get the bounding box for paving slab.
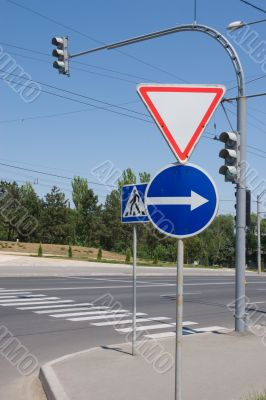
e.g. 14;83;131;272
40;330;266;400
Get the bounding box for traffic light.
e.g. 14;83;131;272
246;189;251;227
51;37;69;76
219;131;239;183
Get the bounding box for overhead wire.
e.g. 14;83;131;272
4;0;187;82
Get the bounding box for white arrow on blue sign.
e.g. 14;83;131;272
145;164;219;238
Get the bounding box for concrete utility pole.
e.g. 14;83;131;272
257;195;261;275
68;24;247;333
257;190;266;275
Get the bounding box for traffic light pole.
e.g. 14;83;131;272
66;24;247;334
257;195;262;275
235;95;247;332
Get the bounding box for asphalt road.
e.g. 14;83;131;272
1;273;266;398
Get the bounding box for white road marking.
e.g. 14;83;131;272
116;320;197;333
0;291;32;295
0;294;44;299
0;297;59;303
50;309;129;318
116;323;176;333
144;332;176;339
143;325;226;338
247;301;266;305
34;306;109;314
1;300;74;306
92;317;171;326
161;293;202;297
193;326;226;332
17;302;87;310
67;312;146;322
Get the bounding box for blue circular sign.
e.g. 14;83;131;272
145;163;219;238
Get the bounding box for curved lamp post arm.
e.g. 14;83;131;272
70;24;245;95
70;22;247;332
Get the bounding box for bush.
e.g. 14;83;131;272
246;392;266;400
153;252;159;265
38;244;43;257
97;247;102;261
68;245;73;258
125;248;131;264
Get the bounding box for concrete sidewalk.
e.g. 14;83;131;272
39;330;266;400
0;253;247;276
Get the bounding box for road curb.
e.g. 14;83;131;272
39;347;100;400
38;333;223;400
39;364;69;400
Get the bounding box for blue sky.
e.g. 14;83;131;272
0;0;265;214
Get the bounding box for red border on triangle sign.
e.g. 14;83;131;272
137;84;226;163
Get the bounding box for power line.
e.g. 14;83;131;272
2;69;266;158
0;41;159;83
0;161;116;188
240;0;266;14
5;0;186;82
0;68;149;117
0;72;152;124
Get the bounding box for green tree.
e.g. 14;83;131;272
97;247;102;261
39;186;70;244
38;243;43;257
71;177;100;246
125;248;131;263
68;245;73;258
139;171;151;183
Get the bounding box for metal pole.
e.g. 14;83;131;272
235;95;247;332
132;224;137;356
257;195;262;275
68;23;246;332
175;239;183;400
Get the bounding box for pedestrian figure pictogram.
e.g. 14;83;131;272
123;186;146;217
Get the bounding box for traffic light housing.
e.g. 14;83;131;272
219;131;239;183
246;189;251;227
51;37;69;76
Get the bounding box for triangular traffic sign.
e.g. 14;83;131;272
137;84;225;163
123;185;146;218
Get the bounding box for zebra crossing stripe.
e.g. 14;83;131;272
116;320;197;333
144;332;176;339
34;306;109;314
50;309;129;318
1;300;74;306
67;312;146;322
0;292;32;296
116;323;175;333
17;302;86;310
193;326;226;333
0;294;46;299
92;316;171;327
0;297;59;303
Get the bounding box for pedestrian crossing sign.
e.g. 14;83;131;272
121;183;149;223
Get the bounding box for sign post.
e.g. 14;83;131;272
121;183;148;356
176;239;184;400
145;163;219;398
132;224;137;355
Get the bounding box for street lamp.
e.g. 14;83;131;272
257;190;266;274
227;19;266;31
67;23;247;334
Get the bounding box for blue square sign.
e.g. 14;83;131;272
121;183;149;224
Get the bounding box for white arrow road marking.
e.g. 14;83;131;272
146;190;209;211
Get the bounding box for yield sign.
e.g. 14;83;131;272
137;84;225;163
